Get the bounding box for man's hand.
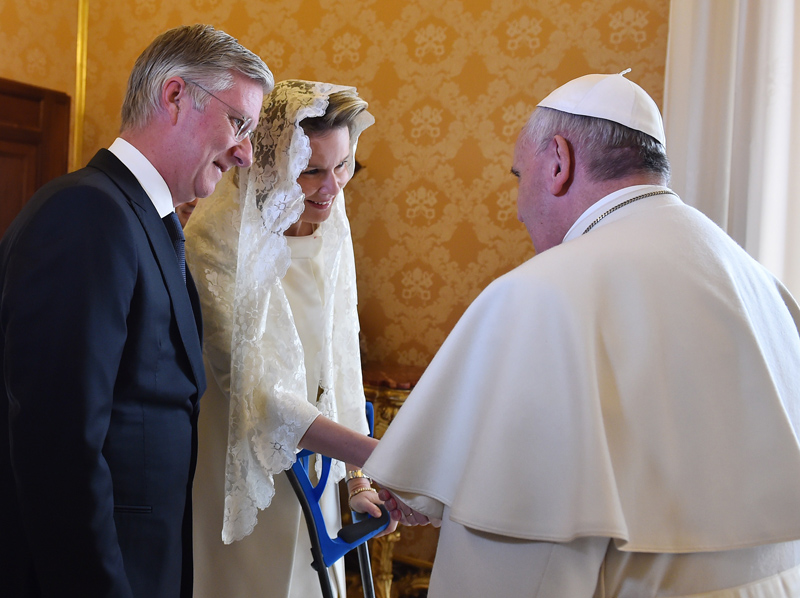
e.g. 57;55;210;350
378;488;439;527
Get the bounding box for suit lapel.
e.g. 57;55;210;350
186;269;204;344
88;150;206;398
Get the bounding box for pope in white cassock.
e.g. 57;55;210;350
364;73;800;597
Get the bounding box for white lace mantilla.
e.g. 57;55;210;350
185;80;375;543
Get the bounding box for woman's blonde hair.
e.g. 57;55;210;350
299;90;368;137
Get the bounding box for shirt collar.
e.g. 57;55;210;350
563;184;672;244
108;138;174;218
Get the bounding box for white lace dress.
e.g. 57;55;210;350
184;80;374;597
191;231;345;598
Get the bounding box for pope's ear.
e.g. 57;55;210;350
550;134;573;195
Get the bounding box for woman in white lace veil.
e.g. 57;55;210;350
185;80;392;598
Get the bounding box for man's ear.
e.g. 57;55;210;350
549;134;573;195
162;77;188;125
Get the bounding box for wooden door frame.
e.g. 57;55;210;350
0;78;71;235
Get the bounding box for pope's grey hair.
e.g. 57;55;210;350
120;24;273;132
520;107;670;183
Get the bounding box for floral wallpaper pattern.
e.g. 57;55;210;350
1;0;668;367
0;0;77;93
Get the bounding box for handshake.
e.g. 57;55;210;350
346;472;441;538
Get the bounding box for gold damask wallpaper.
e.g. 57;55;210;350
0;0;77;93
1;0;668;368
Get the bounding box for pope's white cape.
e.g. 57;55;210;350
364;192;800;553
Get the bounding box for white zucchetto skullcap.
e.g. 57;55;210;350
537;70;666;146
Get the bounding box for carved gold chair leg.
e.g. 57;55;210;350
371;531;401;598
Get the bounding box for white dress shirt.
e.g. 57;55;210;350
108;137;174;217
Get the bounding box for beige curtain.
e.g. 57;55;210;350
663;0;800;297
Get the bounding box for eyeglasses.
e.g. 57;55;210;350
184;79;255;142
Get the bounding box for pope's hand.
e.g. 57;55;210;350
378;488;438;527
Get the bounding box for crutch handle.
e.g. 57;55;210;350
338;505;390;544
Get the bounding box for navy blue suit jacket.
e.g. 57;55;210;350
0;149;206;597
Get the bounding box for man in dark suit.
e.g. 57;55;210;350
0;24;273;598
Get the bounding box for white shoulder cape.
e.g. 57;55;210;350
365;194;800;553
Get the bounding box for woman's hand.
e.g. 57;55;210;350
346;473;399;537
347;484;382;518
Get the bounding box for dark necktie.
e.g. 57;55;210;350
162;212;186;282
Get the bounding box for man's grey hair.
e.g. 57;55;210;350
521;107;670;183
120;24;273;132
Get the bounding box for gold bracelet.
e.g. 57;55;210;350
348;486;378;500
346;469;371;483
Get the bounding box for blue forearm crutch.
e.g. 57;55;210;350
286;402;390;598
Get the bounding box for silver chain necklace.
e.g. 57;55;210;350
582;190;674;235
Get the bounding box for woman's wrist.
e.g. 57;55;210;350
346;477;371;492
346;469;371;483
346;467;377;509
347;485;378;510
348;486;378;499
